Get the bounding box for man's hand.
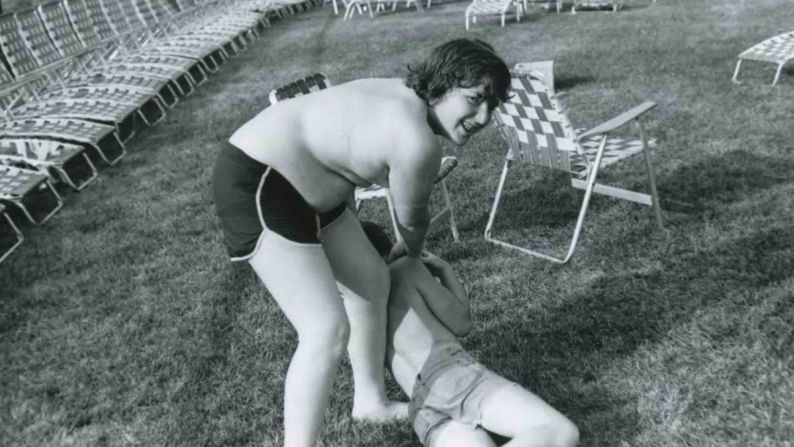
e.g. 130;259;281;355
420;251;450;278
387;241;422;262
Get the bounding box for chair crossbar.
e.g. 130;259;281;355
0;203;25;264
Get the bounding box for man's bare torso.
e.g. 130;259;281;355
229;78;438;213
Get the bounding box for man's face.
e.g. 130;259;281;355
431;84;494;146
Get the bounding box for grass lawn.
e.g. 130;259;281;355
2;0;794;445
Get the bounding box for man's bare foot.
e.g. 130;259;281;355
351;400;409;422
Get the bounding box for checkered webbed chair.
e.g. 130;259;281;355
732;31;794;86
155;0;263;48
0;138;99;191
0;117;127;167
15;5;192;100
1;11;149;140
56;0;204;97
116;0;231;72
485;70;663;263
0;203;24;264
571;0;622;13
465;0;522;31
268;73;461;242
0;164;63;225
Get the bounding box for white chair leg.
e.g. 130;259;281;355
639;121;664;231
772;62;784;85
0;211;24;264
731;59;743;84
385;192;402;243
439;180;460;242
484;159;510;242
485;137;609;264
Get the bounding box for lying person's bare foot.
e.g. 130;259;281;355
352;400;409;422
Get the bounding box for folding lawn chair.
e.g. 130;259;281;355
485;68;663;263
0;203;25;264
571;0;622;13
0;164;63;225
732;31;794;86
0;138;99;191
0;12;151;140
53;0;203;91
268;73;461;242
465;0;522;30
0;118;127;167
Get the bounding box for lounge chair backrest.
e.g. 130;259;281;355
269;73;331;104
82;0;116;40
148;0;175;22
132;0;159;28
494;72;578;173
64;0;101;48
15;9;64;66
117;0;147;29
37;2;86;59
0;14;41;77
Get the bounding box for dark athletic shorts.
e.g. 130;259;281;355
212;142;346;261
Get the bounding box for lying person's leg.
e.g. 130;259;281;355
249;232;350;447
479;381;579;447
321;209;408;421
429;420;497;447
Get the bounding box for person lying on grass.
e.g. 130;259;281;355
361;222;580;447
212;38;510;446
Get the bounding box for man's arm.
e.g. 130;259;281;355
411;256;472;337
387;135;441;258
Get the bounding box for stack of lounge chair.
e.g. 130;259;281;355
0;0;324;263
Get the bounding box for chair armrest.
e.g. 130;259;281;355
576;101;657;141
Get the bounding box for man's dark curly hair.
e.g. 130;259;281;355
405;38;511;108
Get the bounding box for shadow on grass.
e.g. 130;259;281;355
473;223;794;443
658;150;794;217
467;150;794;237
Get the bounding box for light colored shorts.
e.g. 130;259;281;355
409;344;516;446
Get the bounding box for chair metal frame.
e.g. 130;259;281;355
732;31;794;86
0;137;99;191
485;67;663;263
0;164;64;225
0;203;25;264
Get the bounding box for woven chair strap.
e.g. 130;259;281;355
15;10;64;67
0;165;47;197
495;73;577;172
739;31;794;64
272;73;331;102
0;15;40;77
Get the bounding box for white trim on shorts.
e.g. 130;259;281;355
228;167;346;262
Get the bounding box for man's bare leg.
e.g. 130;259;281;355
322;210;408;421
249;232;350;447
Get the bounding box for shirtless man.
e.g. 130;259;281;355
212;39;511;446
361;222;580;447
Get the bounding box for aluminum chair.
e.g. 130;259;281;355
0;203;24;264
485;68;663;263
732;31;794;86
0;138;99;191
0;164;63;225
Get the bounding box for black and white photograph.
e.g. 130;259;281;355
1;0;792;445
